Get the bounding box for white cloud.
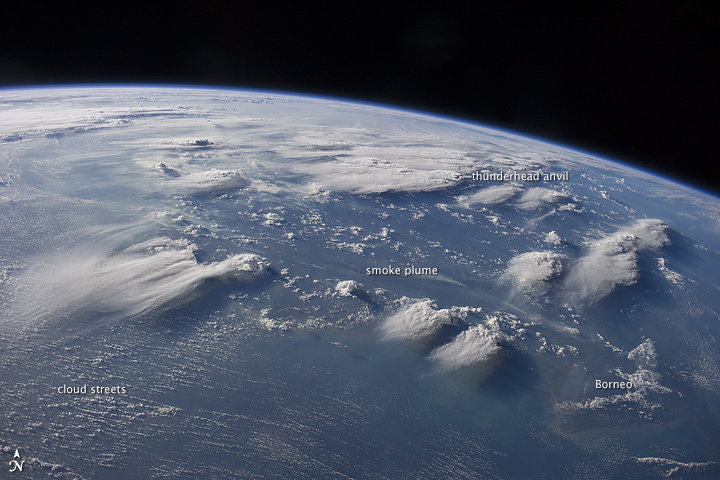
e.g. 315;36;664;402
263;212;285;226
657;257;685;285
274;124;483;194
299;156;465;194
335;280;363;297
169;169;250;193
628;338;657;368
516;187;568;209
459;186;572;210
557;337;672;419
16;229;269;328
636;457;720;477
464;185;520;205
377;298;462;341
544;231;563;245
427;324;503;372
505;251;564;284
564;219;669;304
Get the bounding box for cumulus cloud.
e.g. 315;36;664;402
564;219;669;304
377;299;471;341
516;187;569;209
16;228;269;329
169;169;250;193
262;212;285;226
636;457;720;478
628;338;657;368
427;324;503;372
154;162;180;177
505;251;564;284
299;157;465;194
335;280;363;297
557;337;672;419
280;126;479;194
544;231;563;245
464;185;520;205
460;186;572;211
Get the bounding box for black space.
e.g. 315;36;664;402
1;4;717;194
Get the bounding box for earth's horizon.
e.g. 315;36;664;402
1;85;719;479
